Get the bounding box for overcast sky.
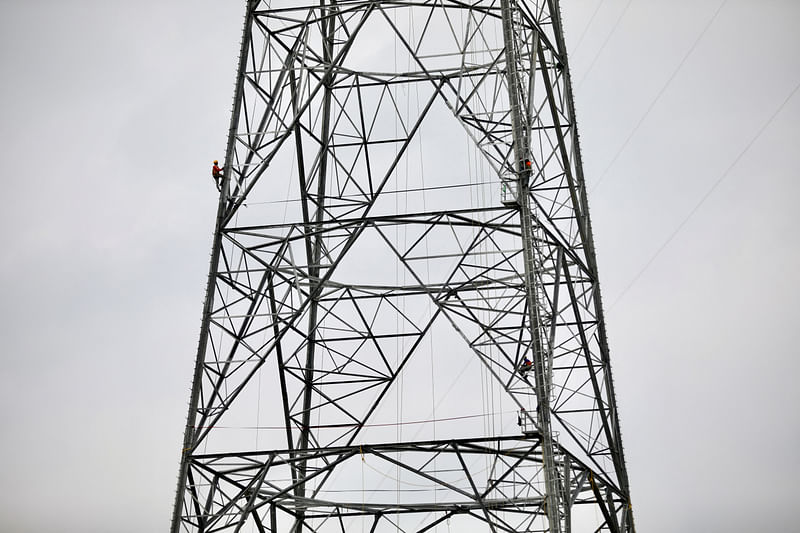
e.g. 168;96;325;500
0;0;798;531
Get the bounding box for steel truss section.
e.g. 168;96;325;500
172;0;635;531
182;435;629;532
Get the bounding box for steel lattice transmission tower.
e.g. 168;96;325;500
172;0;635;531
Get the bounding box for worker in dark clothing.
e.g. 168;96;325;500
519;356;532;376
212;160;223;191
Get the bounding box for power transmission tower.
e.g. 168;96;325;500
172;0;635;531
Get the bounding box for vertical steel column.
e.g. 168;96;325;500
293;2;338;531
499;0;562;531
169;2;259;532
548;3;635;527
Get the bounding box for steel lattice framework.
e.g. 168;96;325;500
172;0;635;531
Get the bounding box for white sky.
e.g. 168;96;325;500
0;0;798;531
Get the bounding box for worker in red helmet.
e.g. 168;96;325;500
212;160;223;191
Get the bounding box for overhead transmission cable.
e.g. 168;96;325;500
575;0;635;91
570;0;606;55
608;77;800;311
589;0;728;193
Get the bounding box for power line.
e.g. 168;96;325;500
570;0;606;55
590;0;728;194
575;0;635;91
608;77;800;311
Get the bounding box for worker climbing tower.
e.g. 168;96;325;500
172;0;635;531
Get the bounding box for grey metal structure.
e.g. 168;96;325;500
172;0;635;531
